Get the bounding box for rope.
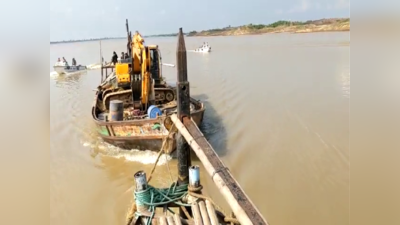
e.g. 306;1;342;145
147;124;176;183
126;124;176;224
188;184;203;192
135;183;190;207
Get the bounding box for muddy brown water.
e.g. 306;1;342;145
50;32;349;225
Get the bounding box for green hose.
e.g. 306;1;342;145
134;182;191;224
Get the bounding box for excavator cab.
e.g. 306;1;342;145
148;45;165;87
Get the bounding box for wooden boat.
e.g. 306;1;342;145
91;19;205;153
91;92;205;153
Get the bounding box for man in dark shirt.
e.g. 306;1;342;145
111;51;118;65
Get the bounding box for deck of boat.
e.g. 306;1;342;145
101;59;132;69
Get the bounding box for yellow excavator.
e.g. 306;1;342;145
103;19;176;111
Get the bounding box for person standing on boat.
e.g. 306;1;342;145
124;52;129;59
62;57;69;66
111;51;118;65
72;58;77;66
121;51;125;60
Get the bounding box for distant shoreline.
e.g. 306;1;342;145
50;37;122;45
50;34;178;45
187;18;349;37
50;18;349;44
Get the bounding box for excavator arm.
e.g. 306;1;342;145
140;46;151;106
131;31;152;108
112;20;173;111
101;20;176;114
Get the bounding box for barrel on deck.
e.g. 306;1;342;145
109;100;124;121
147;105;162;119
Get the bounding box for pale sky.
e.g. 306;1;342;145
50;0;350;41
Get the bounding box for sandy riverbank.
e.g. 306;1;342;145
188;18;350;37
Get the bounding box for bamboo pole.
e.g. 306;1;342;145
170;114;268;225
205;200;219;225
173;214;182;225
167;216;175;225
198;201;211;225
191;201;203;225
159;216;168;225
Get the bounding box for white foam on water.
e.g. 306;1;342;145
112;149;172;165
81;140;172;165
82;142;91;147
86;63;102;70
50;71;58;77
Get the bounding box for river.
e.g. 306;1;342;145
50;32;350;225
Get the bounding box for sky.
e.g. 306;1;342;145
50;0;350;41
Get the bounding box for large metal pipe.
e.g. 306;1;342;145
176;28;191;120
176;28;191;185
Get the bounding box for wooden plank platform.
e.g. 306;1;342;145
141;200;223;225
101;64;115;69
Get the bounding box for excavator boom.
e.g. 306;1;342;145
131;31;151;106
111;19;175;112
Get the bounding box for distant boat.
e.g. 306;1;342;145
193;43;211;53
53;62;87;74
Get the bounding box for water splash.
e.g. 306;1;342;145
86;63;102;70
82;139;172;165
50;71;58;77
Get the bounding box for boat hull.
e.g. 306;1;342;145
91;94;205;153
194;47;211;53
53;65;87;74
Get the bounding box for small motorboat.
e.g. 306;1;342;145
53;61;87;74
193;42;211;53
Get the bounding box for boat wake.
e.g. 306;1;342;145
86;63;102;70
82;140;173;165
50;71;59;78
